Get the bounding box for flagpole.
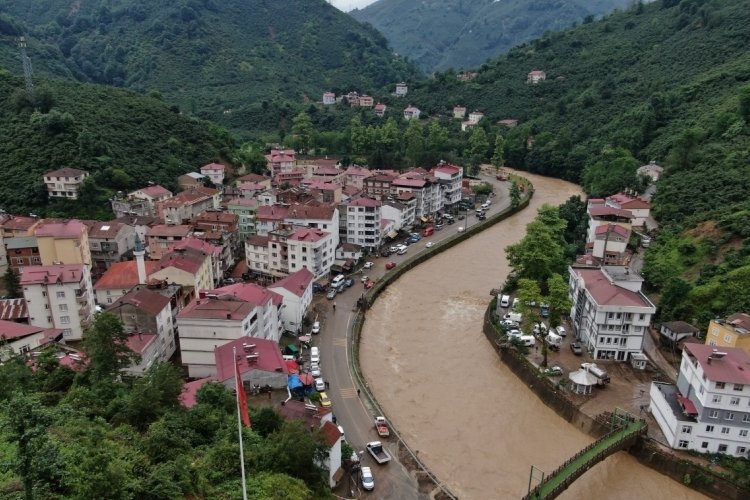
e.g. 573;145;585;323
234;347;249;500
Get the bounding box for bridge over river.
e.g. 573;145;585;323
524;410;648;500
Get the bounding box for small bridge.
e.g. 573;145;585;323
523;410;647;500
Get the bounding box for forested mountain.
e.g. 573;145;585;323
399;0;750;326
0;69;235;218
351;0;632;72
0;0;421;128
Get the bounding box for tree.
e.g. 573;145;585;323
291;111;315;153
546;273;572;329
81;313;137;381
235;143;268;175
739;84;750;123
517;279;546;364
349;116;367;155
468;127;489;175
491;133;505;172
404;119;424;167
124;362;184;430
582;147;639;197
506;213;567;283
4;266;21;298
426;121;449;162
509;182;521;209
247;472;312;500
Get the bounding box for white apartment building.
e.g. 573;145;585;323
245;226;335;280
433;163;464;209
650;344;750;458
43;167;89;200
587;224;631;266
285;204;340;251
200;163;226;185
268;268;314;335
381;200;414;232
177;285;282;378
343;198;382;250
586;199;633;243
569;265;656;361
21;264;95;341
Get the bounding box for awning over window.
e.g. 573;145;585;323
677;394;698;415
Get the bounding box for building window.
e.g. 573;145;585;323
681;425;692;434
712;395;722;404
678;440;689;449
705;425;714;432
718;444;728;453
60;316;70;324
726;412;735;421
56;291;65;299
716;382;726;390
738;446;747;455
740;430;748;438
734;384;744;391
58;304;68;312
709;410;719;419
699;386;705;395
701;442;709;449
62;329;72;337
730;397;740;406
721;427;730;435
743;415;750;423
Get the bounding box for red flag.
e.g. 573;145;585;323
235;357;251;428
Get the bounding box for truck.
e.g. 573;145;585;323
581;363;611;385
374;416;390;437
545;332;563;350
366;441;392;464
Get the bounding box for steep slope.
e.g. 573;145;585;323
352;0;632;72
0;0;421;127
401;0;750;325
0;68;235;218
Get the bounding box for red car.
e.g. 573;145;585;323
364;280;375;289
385;261;397;270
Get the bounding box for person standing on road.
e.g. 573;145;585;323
333;302;337;311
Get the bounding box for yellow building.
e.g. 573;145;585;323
34;220;92;266
705;313;750;354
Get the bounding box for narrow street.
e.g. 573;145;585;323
313;172;511;498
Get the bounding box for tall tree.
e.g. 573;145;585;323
404;119;424;167
81;313;137;381
4;266;21;298
509;182;521;209
468;127;489;175
291;111;315;153
546;273;573;329
349;116;367;156
491;133;505;172
506;209;567;283
739;84;750;123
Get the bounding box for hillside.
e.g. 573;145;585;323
400;0;750;326
0;68;235;219
351;0;632;72
0;0;421;129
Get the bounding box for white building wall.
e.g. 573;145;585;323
23;270;94;341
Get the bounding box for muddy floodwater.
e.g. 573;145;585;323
360;171;704;499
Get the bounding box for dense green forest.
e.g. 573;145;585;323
352;0;631;72
393;0;750;327
0;69;235;218
0;0;421;130
0;314;329;499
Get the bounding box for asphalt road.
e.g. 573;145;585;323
313;173;511;498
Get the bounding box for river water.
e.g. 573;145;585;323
360;171;704;499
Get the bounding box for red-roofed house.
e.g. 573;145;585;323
650;344;750;457
94;260;160;305
177;283;282;377
180;377;216;408
171;238;222;286
586;198;633;244
200;163;226;185
344;166;373;190
403;105;420;120
156;187;219;225
392;173;442;218
374;102;386;117
107;288;175;375
586;223;631;266
146;224;193;260
527;70;546;84
433;162;464;208
277;399;343;487
87;221;137;276
256;206;290;236
21;264;95;341
245;225;335;280
323;92;336;105
214;336;288;389
149;247;215;298
0;320;62;361
34;219;91;266
362;173;396;201
0;298;28;323
605;193;651;226
43;167;89;199
268;268;314;335
569;265;656;361
111;185;174;218
453;106;466;119
266;149;296;176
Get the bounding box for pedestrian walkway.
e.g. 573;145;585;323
339;387;359;399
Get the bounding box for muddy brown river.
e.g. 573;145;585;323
360;171;704;499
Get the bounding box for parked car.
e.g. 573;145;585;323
326;289;337;300
397;245;408;255
319;392;332;407
361;466;375;491
389;246;399;254
555;325;567;337
385;261;397;270
446;218;455;225
312;321;320;334
315;378;325;391
223;277;237;285
361;275;369;283
380;249;392;257
364;280;375;289
570;342;583;355
477;213;486;221
540;303;550;317
344;278;354;288
364;261;374;269
425;241;434;248
435;222;445;230
457;226;465;232
543;366;563;377
312;283;325;294
310;364;321;378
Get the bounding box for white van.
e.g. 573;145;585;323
500;295;511;308
519;335;536;347
310;347;320;364
331;274;345;289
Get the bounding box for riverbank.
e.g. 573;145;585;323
482;303;750;500
349;176;534;499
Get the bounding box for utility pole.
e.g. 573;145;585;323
17;36;35;107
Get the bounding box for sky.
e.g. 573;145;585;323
328;0;378;11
